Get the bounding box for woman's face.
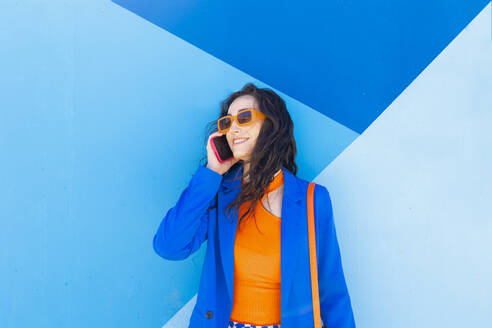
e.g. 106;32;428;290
225;95;264;161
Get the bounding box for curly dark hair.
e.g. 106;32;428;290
200;82;298;232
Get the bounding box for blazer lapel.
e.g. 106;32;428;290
279;166;305;316
217;164;243;304
217;164;305;311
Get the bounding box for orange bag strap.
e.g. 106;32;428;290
308;182;324;328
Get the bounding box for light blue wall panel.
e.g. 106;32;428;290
316;4;492;327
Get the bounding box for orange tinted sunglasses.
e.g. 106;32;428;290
217;108;266;133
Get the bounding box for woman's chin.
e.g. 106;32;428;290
232;149;251;161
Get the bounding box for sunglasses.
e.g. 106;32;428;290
217;108;266;133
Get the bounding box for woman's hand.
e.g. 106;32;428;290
206;131;240;175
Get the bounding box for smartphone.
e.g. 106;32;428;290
211;134;234;163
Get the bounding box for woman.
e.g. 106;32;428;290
153;83;356;328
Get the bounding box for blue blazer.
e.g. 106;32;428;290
153;163;356;328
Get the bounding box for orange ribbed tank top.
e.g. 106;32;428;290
229;170;284;326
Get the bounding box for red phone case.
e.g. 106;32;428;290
211;135;233;163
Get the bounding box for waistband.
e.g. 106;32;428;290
228;319;281;328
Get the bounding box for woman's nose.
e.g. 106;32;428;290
229;119;241;132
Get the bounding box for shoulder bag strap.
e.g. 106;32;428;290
308;182;324;328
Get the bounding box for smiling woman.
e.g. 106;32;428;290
225;101;264;171
203;84;298;225
154;82;356;328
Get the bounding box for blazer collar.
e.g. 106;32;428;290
222;163;303;202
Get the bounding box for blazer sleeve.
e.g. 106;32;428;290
316;185;356;328
153;165;223;261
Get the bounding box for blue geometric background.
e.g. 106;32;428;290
0;0;491;327
113;0;489;133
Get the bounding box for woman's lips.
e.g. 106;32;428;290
233;138;249;145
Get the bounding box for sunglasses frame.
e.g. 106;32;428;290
217;108;266;133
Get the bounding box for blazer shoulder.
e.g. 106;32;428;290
295;176;329;194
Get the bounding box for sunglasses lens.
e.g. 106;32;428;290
237;110;252;125
218;117;231;131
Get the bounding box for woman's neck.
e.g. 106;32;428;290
242;165;281;184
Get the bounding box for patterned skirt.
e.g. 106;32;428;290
228;319;281;328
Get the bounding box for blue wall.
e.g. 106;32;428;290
114;0;489;134
1;1;490;327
